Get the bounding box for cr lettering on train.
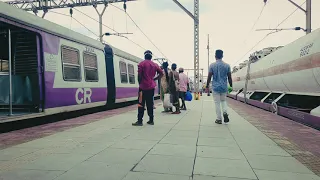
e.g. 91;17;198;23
75;88;92;104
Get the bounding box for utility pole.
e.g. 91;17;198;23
94;4;108;42
306;0;311;34
172;0;200;99
287;0;311;34
207;34;210;96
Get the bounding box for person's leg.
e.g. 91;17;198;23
172;91;180;114
160;86;168;112
179;91;186;110
220;93;229;123
182;92;187;110
176;91;181;112
146;89;155;124
178;91;183;108
169;93;174;112
213;92;222;124
133;89;146;126
179;91;183;109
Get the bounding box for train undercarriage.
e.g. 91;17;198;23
228;90;320;129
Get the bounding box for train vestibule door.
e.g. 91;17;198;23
0;22;41;116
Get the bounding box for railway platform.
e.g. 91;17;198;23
0;96;319;180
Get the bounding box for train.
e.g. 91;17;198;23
0;1;160;122
229;28;320;129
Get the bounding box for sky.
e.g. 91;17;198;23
8;0;320;76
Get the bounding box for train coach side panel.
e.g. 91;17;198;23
113;54;139;103
249;29;320;94
43;35;107;113
232;68;246;91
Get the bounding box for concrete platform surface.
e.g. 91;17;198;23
0;96;319;180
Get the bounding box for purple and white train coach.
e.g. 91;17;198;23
0;2;160;121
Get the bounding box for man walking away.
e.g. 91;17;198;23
133;50;163;126
178;68;189;110
206;49;233;124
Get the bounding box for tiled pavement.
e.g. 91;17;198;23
0;96;319;180
228;99;320;176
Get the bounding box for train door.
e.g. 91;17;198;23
104;45;116;104
0;21;42;116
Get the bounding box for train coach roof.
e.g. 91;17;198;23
0;1;104;50
104;43;143;63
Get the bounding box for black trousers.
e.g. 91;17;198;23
179;91;186;108
137;88;155;122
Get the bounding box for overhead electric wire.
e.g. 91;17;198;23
73;7;164;60
233;0;306;66
243;2;268;45
110;4;171;63
49;8;157;59
72;7;117;32
50;11;100;38
250;3;267;35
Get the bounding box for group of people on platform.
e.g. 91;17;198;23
132;49;233;126
159;62;189;114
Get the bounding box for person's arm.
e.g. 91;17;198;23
227;65;233;87
138;63;142;84
187;77;190;91
206;65;213;88
168;71;173;85
153;65;163;81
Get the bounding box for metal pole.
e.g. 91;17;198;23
306;0;311;34
201;69;203;84
207;34;209;69
171;0;199;98
207;34;210;96
8;29;13;116
94;4;108;42
287;0;311;34
99;14;103;42
244;60;251;104
194;0;200;99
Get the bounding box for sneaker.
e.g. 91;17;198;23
223;113;229;123
147;121;154;125
172;111;181;114
215;119;222;124
132;121;143;126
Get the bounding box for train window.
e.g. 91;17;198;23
119;61;128;83
84;53;98;82
61;46;81;81
0;59;9;74
128;64;135;84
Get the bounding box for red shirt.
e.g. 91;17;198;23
138;60;163;90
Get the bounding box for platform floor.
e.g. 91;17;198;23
0;96;319;180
